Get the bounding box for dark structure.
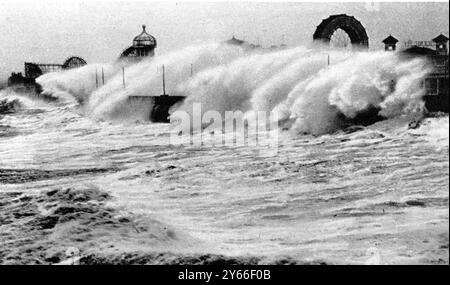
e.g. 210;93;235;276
128;95;185;123
63;56;87;69
313;14;369;49
224;36;287;51
7;56;87;92
433;34;449;55
7;72;36;91
150;96;185;122
382;35;399;51
128;65;185;123
225;36;246;46
119;25;157;61
389;34;449;113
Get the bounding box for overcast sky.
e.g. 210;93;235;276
0;1;448;80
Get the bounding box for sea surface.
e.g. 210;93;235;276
1;89;448;264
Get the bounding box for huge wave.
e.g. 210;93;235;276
36;42;431;134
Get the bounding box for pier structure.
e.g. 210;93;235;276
7;57;87;92
383;33;449;113
313;14;369;49
118;26;185;122
128;64;185;123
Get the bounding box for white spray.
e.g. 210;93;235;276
36;42;430;134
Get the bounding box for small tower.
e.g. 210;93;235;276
432;34;449;55
382;35;399;51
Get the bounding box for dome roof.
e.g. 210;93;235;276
133;25;157;47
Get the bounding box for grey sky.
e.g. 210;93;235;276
0;1;448;80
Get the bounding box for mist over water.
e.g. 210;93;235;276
36;42;430;134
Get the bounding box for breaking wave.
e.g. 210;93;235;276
0;98;21;114
36;42;431;134
0;89;47;114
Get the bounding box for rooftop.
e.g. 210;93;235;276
432;34;449;43
133;25;157;47
382;35;399;44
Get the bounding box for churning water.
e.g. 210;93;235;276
1;43;448;264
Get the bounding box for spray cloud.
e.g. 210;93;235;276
37;42;430;134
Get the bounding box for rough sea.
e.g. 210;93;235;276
0;43;448;264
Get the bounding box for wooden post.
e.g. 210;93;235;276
190;64;193;77
95;68;98;88
102;67;105;85
122;67;125;88
162;64;166;95
327;54;330;66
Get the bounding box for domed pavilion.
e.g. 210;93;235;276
119;25;157;61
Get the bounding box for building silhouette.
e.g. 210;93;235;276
433;34;449;55
7;57;87;92
382;35;399;51
384;33;449;113
119;25;157;61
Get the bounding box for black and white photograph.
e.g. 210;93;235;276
0;0;448;269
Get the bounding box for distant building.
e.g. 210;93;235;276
119;25;157;61
225;36;246;46
224;36;287;51
382;35;399;51
384;33;448;113
433;34;449;55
